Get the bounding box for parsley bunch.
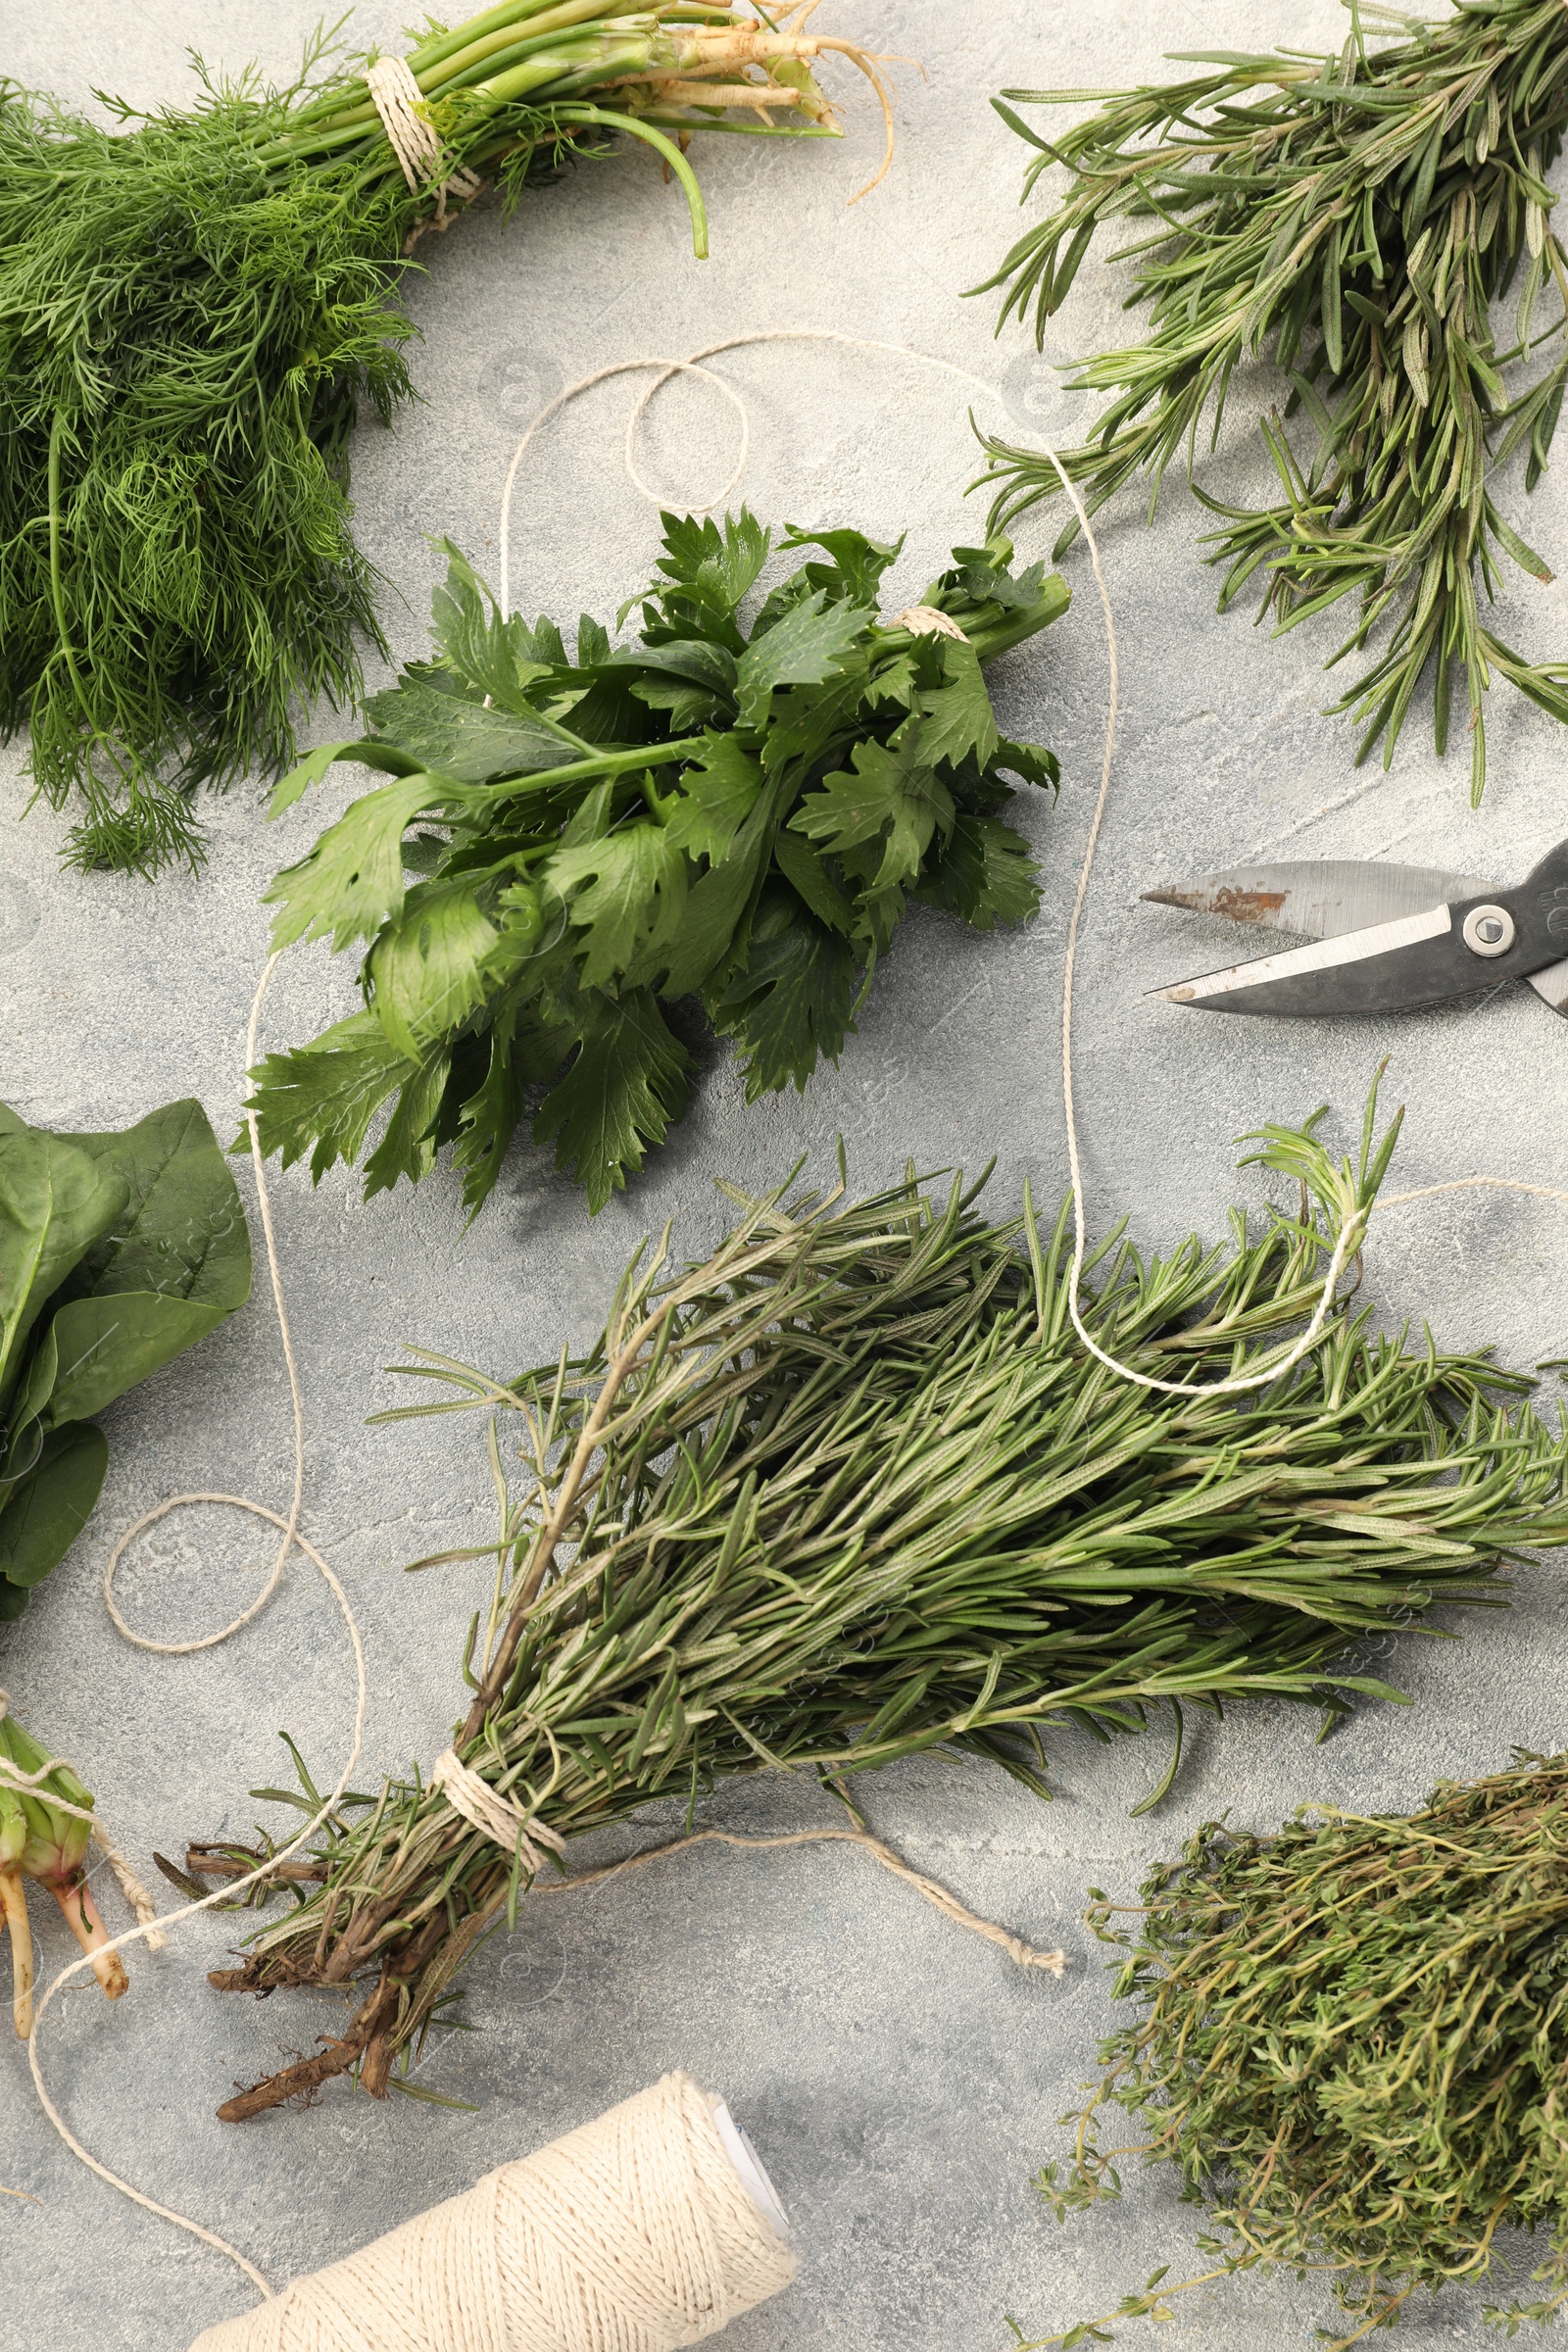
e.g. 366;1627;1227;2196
247;511;1066;1213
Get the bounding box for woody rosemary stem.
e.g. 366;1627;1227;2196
200;1112;1568;2121
975;0;1568;801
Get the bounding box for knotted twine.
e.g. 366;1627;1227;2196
188;2073;796;2352
23;323;1565;2305
0;1685;166;1951
431;1747;568;1877
365;54;482;238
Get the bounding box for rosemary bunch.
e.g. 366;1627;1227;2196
0;3;882;874
1033;1753;1568;2349
200;1099;1568;2120
977;0;1568;800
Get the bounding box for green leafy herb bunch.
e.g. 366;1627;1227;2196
0;1099;252;1619
977;0;1568;800
0;3;880;874
1031;1750;1568;2348
200;1099;1568;2120
247;512;1067;1213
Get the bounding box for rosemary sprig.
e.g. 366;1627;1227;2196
199;1099;1568;2121
976;0;1568;800
1032;1750;1568;2347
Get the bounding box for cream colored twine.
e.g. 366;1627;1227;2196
22;955;370;2299
187;2072;796;2352
365;55;483;217
0;1688;165;1947
532;1825;1065;1975
494;329;1568;1397
431;1745;568;1875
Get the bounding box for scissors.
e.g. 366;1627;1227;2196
1145;846;1568;1019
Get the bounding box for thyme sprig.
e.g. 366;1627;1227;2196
976;0;1568;800
199;1100;1568;2121
1032;1750;1568;2347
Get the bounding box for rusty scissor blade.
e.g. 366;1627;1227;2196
1145;860;1568;1016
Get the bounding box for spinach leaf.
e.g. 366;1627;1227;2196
0;1100;251;1615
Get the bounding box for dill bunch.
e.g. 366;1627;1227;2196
976;0;1568;801
0;4;875;875
1034;1752;1568;2349
196;1100;1568;2122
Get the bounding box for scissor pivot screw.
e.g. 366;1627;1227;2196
1462;905;1515;957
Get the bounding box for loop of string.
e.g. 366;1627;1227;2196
24;952;370;2301
495;327;1568;1397
21;325;1568;2311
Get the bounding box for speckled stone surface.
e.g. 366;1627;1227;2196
3;4;1568;2345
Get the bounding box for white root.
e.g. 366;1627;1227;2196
643;23;904;201
1;1870;33;2040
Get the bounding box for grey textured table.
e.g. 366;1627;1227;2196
3;4;1567;2345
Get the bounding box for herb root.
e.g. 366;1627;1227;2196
198;1098;1568;2120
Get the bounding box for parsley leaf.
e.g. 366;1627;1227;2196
245;1012;416;1181
790;727;955;892
663;735;762;864
914;813;1043;929
266;773;454;953
363;674;572;782
734;591;870;727
534;990;691;1211
919;639;1000;773
710;888;858;1097
547;826;688;989
368;877;504;1058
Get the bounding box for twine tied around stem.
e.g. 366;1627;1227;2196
0;1688;166;1950
365;55;483;224
431;1746;569;1877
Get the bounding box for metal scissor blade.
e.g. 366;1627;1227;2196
1152;904;1476;1015
1146;859;1568;1017
1143;859;1498;940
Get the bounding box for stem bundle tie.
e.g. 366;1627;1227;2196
364;54;483;229
430;1746;567;1872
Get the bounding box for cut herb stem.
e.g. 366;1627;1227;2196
976;1;1568;800
201;1098;1568;2120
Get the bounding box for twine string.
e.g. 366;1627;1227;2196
23;953;371;2299
495;328;1568;1396
365;55;483;217
186;2072;796;2352
19;325;1566;2307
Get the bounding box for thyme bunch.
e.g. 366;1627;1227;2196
198;1099;1568;2122
1032;1753;1568;2348
0;4;876;874
977;0;1568;800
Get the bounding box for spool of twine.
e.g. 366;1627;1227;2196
188;2072;796;2352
